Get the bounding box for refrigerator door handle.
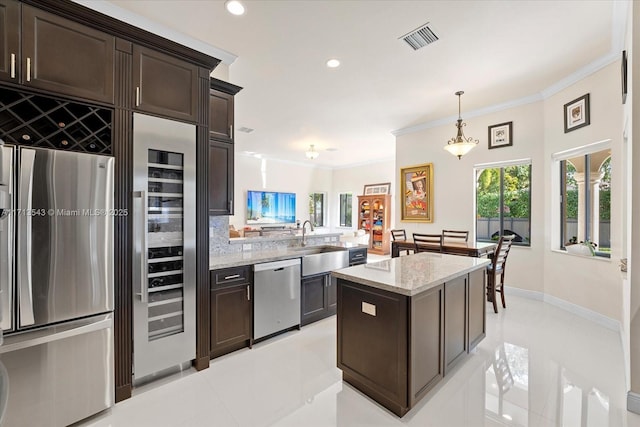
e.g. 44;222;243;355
18;149;35;326
133;190;148;303
0;314;113;354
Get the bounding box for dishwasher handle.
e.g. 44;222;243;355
253;258;301;272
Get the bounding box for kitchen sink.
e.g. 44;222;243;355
293;245;349;276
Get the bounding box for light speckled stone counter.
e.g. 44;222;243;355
331;252;489;296
209;241;367;270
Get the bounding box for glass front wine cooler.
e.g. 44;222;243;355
133;113;196;382
146;149;185;340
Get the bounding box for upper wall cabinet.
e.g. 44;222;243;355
133;45;198;122
0;1;116;104
209;89;234;141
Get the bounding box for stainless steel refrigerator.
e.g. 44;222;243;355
132;113;196;382
0;141;114;426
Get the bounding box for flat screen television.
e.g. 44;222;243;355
246;190;296;225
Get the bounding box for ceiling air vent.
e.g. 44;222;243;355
237;126;254;133
400;23;439;51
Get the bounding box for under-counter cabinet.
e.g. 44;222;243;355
301;273;337;326
0;0;115;104
133;45;198;122
210;266;253;358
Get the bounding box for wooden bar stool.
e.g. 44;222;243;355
486;234;515;313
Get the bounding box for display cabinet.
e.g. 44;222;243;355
357;194;391;255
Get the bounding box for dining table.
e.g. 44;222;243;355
391;240;497;258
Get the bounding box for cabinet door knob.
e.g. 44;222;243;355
26;57;31;82
136;87;140;106
247;285;250;301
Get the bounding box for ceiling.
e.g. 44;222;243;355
104;0;621;168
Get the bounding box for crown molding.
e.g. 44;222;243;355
394;1;628;138
73;0;238;65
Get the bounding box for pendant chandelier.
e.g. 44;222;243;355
305;144;319;160
444;91;478;160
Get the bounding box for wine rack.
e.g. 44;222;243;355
146;149;186;341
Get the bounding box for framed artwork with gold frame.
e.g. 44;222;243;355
400;163;434;222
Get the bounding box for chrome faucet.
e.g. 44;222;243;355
301;220;314;246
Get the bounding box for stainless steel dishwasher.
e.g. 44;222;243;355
253;258;301;340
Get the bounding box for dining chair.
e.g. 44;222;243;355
486;234;515;313
390;229;412;255
413;233;443;253
442;229;469;242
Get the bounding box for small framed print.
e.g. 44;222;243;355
363;182;391;195
564;94;590;133
488;121;513;149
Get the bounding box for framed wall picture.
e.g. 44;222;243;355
400;163;434;222
564;93;590;133
363;182;391;195
488;121;513;149
622;50;628;104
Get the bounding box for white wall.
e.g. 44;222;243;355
330;160;395;233
229;155;333;229
396;101;545;294
395;62;624;319
542;63;623;321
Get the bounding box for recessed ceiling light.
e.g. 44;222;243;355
326;59;340;68
225;0;245;16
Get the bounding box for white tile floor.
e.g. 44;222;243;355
81;294;640;427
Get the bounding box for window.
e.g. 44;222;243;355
476;161;531;246
309;193;326;227
339;193;353;227
559;149;610;257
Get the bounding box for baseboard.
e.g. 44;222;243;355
504;286;544;301
504;286;620;332
628;391;640;414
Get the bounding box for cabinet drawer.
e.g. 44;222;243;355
349;248;368;266
211;266;251;288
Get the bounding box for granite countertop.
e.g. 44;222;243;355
209;241;368;270
331;252;490;296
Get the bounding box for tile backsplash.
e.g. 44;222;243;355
209;216;341;256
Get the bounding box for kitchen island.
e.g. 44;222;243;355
331;253;490;417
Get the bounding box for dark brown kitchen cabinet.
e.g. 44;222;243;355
467;268;486;350
0;0;19;83
444;274;467;374
210;89;233;141
0;1;115;104
208;139;234;215
210;266;253;358
208;79;241;216
301;273;336;326
133;45;198;122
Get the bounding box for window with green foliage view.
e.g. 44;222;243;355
476;163;531;246
560;150;610;257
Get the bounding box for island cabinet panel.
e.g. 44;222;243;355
409;284;444;407
210;266;253;358
133;45;198;122
444;275;468;374
467;268;486;350
337;280;409;417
